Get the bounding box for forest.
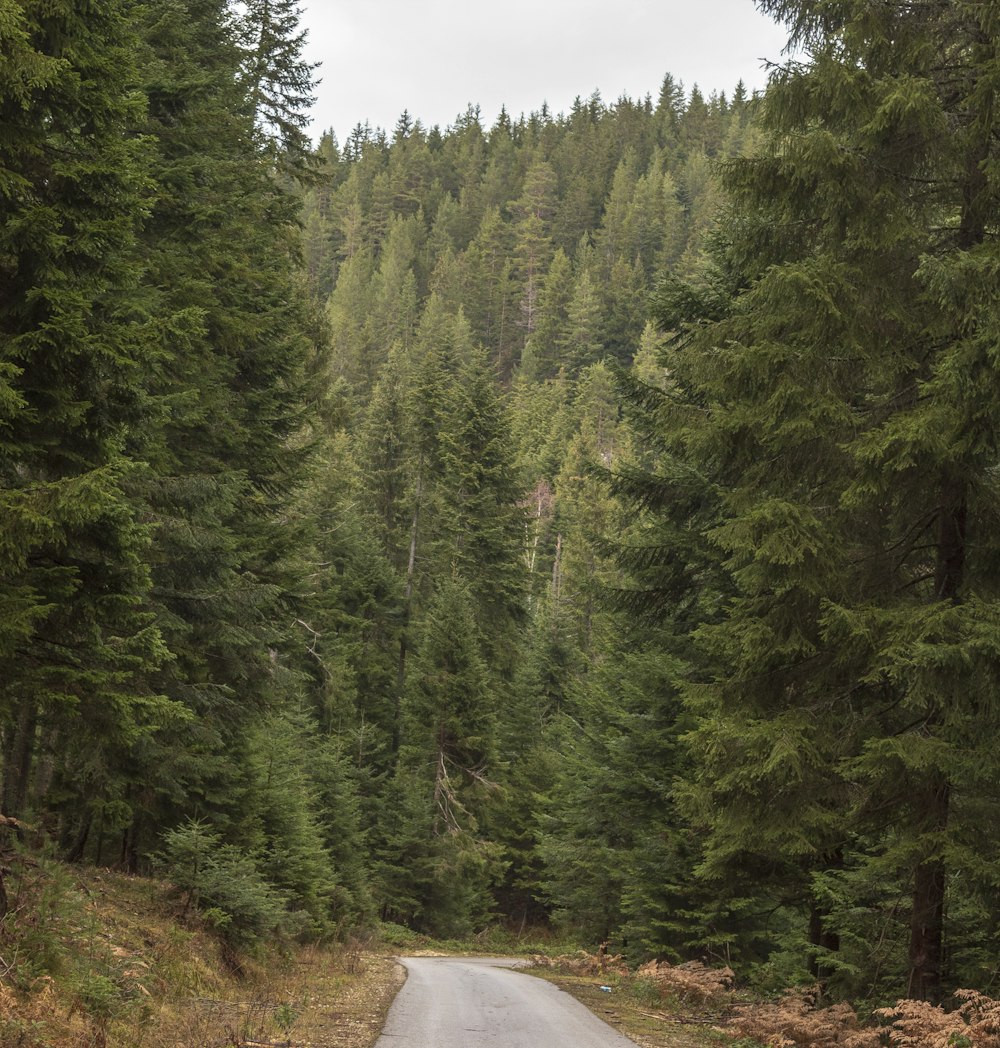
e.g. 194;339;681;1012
1;0;999;1014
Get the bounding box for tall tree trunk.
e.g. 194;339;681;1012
1;701;38;817
905;71;989;997
908;777;949;1002
906;479;966;1000
809;851;842;991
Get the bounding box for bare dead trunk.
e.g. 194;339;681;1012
393;469;422;754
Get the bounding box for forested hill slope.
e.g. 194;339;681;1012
4;0;1000;1023
287;76;755;944
0;0;747;957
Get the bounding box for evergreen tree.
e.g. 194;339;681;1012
0;0;175;848
376;576;505;935
238;0;318;166
520;249;574;382
559;269;604;373
118;0;326;875
510;159;558;348
625;0;1000;999
601;255;647;365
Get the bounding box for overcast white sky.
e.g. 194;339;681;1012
299;0;791;143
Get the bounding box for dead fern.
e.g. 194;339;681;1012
529;948;628;977
725;987;879;1048
726;987;1000;1048
634;959;735;1007
874;988;1000;1048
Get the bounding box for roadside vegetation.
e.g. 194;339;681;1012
530;951;1000;1048
5;853;1000;1048
0;857;400;1048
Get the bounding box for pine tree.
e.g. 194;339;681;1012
376;575;505;935
463;207;518;373
595;155;639;276
626;0;1000;999
601;254;647;365
238;0;318;168
520;249;574;381
118;0;326;871
0;0;175;847
559;269;604;373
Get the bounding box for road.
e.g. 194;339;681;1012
373;956;640;1048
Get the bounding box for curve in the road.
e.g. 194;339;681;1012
374;955;640;1048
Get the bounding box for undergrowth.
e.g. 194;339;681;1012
0;854;390;1047
531;949;1000;1048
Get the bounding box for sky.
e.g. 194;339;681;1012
298;0;791;143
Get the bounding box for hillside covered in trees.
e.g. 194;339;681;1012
2;0;999;1020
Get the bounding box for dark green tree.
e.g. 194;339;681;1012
0;0;176;851
117;0;328;880
238;0;318;166
624;0;1000;1000
376;575;505;935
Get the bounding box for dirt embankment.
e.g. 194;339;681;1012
0;862;402;1048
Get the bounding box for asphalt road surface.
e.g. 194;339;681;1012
374;956;640;1048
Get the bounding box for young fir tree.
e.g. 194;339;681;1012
375;575;504;935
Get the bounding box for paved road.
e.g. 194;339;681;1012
374;956;640;1048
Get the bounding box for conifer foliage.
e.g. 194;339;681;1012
615;0;1000;1002
0;0;360;938
5;0;999;1012
0;0;176;848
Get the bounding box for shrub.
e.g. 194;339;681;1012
726;987;1000;1048
726;988;879;1048
157;820;287;948
875;990;1000;1048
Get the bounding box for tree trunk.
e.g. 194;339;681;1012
393;469;422;755
1;701;38;818
808;904;841;990
119;820;140;873
64;810;93;863
904;476;965;1000
908;778;949;1002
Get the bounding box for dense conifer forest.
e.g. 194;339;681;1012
2;0;999;1014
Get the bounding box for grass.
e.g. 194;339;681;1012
523;965;733;1048
0;859;404;1048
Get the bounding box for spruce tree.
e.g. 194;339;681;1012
238;0;318;168
121;0;326;872
0;0;175;847
377;575;505;935
624;0;1000;999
